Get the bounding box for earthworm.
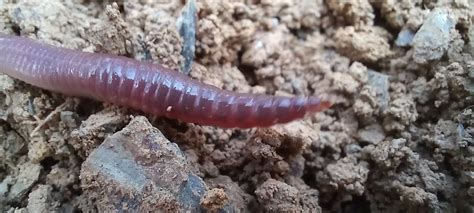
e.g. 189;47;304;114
0;34;331;128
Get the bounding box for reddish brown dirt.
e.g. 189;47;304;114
0;0;473;212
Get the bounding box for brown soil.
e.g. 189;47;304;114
1;0;473;212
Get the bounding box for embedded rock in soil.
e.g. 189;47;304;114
5;162;42;202
80;116;207;212
178;0;197;74
0;127;25;169
395;27;415;47
412;8;456;64
367;70;390;111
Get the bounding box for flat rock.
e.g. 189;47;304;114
7;162;42;202
412;8;455;63
367;70;390;111
80;116;207;212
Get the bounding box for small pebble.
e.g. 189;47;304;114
395;27;415;47
367;70;390;110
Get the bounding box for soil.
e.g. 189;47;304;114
0;0;473;212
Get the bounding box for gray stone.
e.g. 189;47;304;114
80;116;207;212
7;163;42;202
412;8;456;63
367;70;390;110
177;0;197;75
395;27;415;47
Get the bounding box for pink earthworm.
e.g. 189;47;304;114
0;34;331;128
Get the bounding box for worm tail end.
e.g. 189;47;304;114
305;95;333;114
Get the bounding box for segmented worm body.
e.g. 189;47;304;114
0;34;331;128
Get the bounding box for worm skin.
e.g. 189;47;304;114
0;34;331;128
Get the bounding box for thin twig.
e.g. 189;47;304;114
29;99;72;137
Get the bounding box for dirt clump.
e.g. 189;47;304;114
255;179;301;212
27;184;58;212
334;26;393;63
